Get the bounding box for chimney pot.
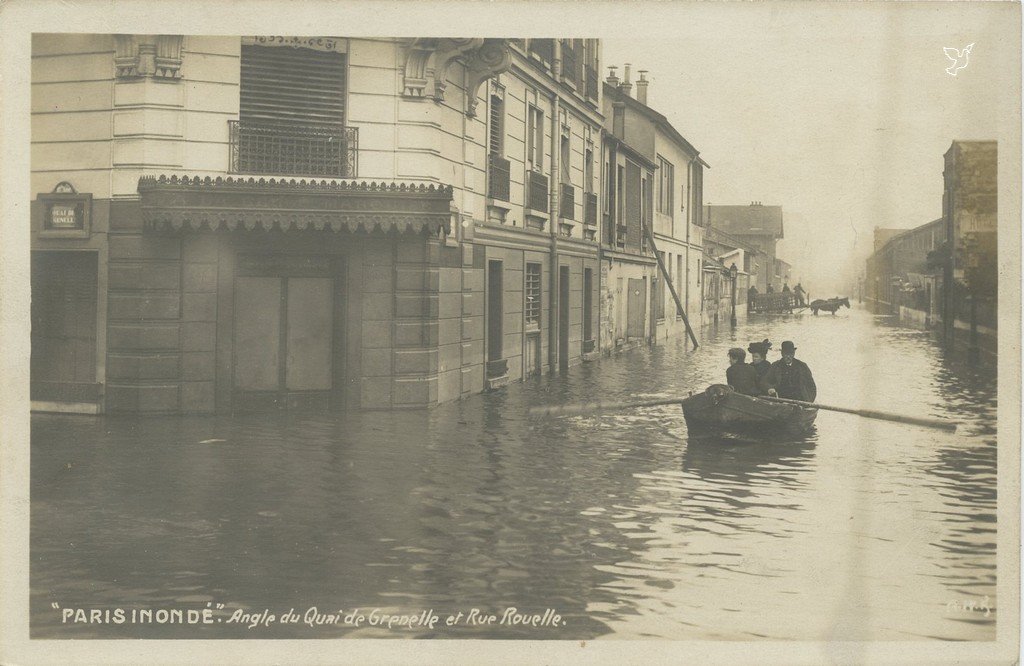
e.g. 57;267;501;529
606;65;619;87
636;69;649;105
620;63;632;97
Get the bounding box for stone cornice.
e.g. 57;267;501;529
138;175;454;234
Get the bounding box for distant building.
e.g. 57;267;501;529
942;140;997;336
864;140;998;352
865;218;946;317
703;202;784;292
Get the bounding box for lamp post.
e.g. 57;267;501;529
729;262;738;328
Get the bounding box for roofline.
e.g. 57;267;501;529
603;81;709;169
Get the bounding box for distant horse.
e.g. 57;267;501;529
810;297;850;315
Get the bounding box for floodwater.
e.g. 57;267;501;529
30;306;998;640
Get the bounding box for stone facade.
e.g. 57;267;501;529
30;35;612;413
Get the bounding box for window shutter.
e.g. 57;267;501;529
488;94;504;155
240;45;346;127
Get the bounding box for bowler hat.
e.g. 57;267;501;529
781;341;797;353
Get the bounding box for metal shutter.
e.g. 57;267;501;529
240;45;346;127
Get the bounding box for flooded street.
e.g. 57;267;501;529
31;306;997;640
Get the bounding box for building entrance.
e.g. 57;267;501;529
232;254;343;411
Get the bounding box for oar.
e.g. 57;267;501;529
529;397;686;417
758;395;957;431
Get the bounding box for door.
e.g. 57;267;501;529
558;265;570;372
233;274;334;411
583;267;593;350
626;277;646;339
31;251;99;404
486;260;505;378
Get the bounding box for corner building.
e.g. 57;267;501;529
30;36;603;414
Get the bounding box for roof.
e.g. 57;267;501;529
603;81;710;168
704;204;784;238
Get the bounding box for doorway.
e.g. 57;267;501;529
232;255;341;411
486;260;505;378
558;265;570;372
626;277;646;339
30;251;100;406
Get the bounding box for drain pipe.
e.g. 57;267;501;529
548;87;561;373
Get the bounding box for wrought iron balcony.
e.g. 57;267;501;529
585;192;598;226
487;153;511;202
229;120;358;178
527;170;549;212
559;183;575;220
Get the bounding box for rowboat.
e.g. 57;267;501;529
680;384;818;435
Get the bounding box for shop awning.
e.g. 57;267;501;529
138;175;454;234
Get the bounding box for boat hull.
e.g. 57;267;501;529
680;385;817;436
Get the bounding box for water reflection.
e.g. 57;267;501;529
31;307;997;640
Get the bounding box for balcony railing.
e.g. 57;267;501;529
527;170;549;212
559;183;575;220
229;120;358;178
488;153;511;202
585;192;598;226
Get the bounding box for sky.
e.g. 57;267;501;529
602;2;1019;295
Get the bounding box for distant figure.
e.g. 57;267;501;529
765;341;816;402
747;284;758;304
782;282;791;293
766;283;775;294
747;339;773;390
726;348;761;396
794;283;807;307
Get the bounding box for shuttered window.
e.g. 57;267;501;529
240;44;346;127
488;93;504;156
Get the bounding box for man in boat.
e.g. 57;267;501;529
726;348;761;396
765;341;816;402
747;339;772;389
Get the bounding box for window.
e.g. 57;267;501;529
657;251;666;319
527;105;544;172
240;43;346;126
234;41;355;177
657;156;674;214
525;263;542;329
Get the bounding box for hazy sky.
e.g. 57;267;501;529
603;2;1019;294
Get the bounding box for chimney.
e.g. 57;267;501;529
620;63;632;97
636;70;649;105
606;65;619;87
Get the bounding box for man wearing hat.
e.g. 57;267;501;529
764;341;816;402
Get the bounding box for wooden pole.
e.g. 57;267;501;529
758;395;957;431
530;397;686;417
641;213;699;350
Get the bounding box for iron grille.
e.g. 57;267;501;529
229;120;357;178
585;192;598;226
525;263;542;329
528;171;549;212
560;183;575;220
488;153;511;202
